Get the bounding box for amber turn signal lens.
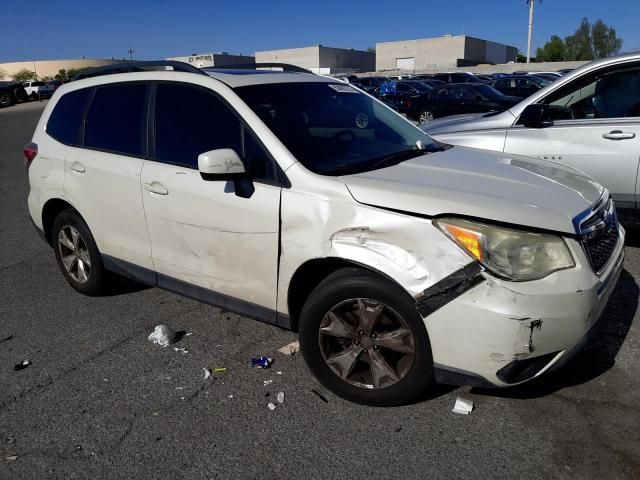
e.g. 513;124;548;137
440;224;484;261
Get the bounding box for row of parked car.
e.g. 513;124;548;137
340;70;571;124
0;80;61;108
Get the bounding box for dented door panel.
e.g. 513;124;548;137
141;161;281;309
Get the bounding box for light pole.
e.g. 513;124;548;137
128;46;135;61
526;0;535;63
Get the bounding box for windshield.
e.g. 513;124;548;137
476;84;508;99
235;82;442;176
407;81;431;93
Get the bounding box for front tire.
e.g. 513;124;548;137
52;210;107;296
299;267;433;406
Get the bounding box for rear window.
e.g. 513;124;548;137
84;83;147;156
46;88;91;145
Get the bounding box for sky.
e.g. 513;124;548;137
2;0;639;63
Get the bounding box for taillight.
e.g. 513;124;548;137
24;142;38;169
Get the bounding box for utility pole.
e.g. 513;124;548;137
526;0;535;63
128;46;135;61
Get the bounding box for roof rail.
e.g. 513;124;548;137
204;63;313;74
71;61;208;81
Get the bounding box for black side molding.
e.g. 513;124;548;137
101;255;292;330
416;263;484;317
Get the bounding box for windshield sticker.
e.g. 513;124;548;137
355;113;369;129
328;84;358;93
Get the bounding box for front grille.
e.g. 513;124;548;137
575;193;620;275
583;223;619;274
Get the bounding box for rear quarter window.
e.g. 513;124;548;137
46;88;91;145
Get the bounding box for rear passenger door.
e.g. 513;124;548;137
140;82;281;317
64;82;153;271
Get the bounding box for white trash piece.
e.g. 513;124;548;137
267;402;277;411
147;325;176;347
203;368;212;380
451;396;474;415
278;341;300;355
277;392;285;404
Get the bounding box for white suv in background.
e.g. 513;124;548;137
23;81;55;100
26;62;624;405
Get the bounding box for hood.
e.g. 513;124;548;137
422;110;516;136
341;146;603;234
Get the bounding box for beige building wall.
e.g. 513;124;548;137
376;36;467;71
255;46;322;70
256;46;375;73
376;35;517;71
0;58;129;80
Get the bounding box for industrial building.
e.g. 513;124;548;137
165;52;255;68
255;45;375;74
376;35;518;71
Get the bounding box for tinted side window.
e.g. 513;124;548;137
154;83;241;169
46;88;91;145
457;87;476;100
544;67;640;119
84;83;147;156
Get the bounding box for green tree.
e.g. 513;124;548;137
516;50;528;63
564;18;593;60
65;67;88;80
538;18;623;62
54;69;67;81
536;35;566;62
591;19;622;58
11;69;38;82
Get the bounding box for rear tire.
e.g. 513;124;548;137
52;210;108;296
299;267;433;406
418;110;435;124
0;94;11;108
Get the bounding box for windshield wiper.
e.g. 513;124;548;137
320;147;434;176
371;148;428;169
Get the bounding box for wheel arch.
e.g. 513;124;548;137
41;198;89;246
286;257;413;331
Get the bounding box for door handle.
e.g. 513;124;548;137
602;130;636;140
144;182;169;195
69;161;85;173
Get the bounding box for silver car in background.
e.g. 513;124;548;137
422;53;640;225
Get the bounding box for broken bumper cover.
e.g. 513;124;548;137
423;229;625;388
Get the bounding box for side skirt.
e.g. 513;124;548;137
102;255;292;330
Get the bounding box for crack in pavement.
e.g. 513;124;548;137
0;325;154;412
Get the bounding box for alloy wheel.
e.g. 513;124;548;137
318;298;416;389
419;110;434;124
57;225;92;283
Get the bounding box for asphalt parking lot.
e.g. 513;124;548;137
1;101;639;480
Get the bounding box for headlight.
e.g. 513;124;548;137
434;218;575;281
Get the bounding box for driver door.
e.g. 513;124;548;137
504;63;640;212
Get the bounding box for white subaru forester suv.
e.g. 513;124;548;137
26;62;624;405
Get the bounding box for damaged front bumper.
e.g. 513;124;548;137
423;228;625;388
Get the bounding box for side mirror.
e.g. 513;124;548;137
519;104;554;129
198;148;246;178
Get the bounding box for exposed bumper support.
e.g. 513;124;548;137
416;262;483;317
